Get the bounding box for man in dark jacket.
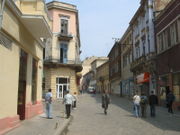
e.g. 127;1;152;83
167;91;175;114
149;91;158;117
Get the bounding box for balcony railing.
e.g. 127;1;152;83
44;57;81;65
58;32;73;41
130;55;146;70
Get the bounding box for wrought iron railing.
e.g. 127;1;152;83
44;57;81;65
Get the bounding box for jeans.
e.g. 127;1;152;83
46;102;52;118
134;104;140;117
150;105;156;117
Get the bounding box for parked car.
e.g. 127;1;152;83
88;87;96;94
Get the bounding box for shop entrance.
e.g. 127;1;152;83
17;50;27;120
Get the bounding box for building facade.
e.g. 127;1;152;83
0;0;51;134
80;56;98;91
89;57;108;91
108;42;121;95
130;0;156;96
96;61;110;93
120;27;134;97
44;1;82;99
155;0;180;109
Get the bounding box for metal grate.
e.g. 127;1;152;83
0;32;12;49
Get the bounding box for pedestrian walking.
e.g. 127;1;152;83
45;89;53;119
102;90;110;115
133;92;141;118
63;90;73;119
72;92;77;109
167;91;175;114
149;91;158;117
140;93;148;118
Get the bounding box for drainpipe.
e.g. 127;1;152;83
0;0;6;29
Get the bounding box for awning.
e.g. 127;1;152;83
20;15;52;38
136;72;150;84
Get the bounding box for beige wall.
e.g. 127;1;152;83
0;43;19;118
44;67;78;98
96;62;109;93
121;29;133;81
15;0;52;29
0;3;44;119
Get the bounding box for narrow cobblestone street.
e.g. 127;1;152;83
64;93;180;135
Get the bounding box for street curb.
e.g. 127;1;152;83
53;116;73;135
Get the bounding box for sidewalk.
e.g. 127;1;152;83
5;100;71;135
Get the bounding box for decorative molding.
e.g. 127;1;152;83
0;31;13;49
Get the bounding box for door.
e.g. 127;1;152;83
57;84;63;99
17;50;27;120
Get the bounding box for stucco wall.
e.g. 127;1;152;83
0;5;43;119
49;9;77;36
0;43;19;118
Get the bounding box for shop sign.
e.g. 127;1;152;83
136;72;150;84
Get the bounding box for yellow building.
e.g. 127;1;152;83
96;61;110;93
0;0;52;134
44;1;82;98
80;56;98;91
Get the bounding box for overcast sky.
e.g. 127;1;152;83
46;0;140;60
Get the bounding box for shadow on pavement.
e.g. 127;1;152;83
89;93;180;132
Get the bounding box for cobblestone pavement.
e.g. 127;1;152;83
65;93;180;135
6;100;69;135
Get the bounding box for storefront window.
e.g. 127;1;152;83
173;73;180;102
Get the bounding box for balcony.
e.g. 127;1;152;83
130;55;146;71
57;33;73;41
44;57;82;72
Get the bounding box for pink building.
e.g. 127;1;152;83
44;1;82;98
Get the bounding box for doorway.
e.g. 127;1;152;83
17;50;27;120
56;77;69;99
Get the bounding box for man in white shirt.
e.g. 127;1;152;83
63;90;73;119
133;92;141;118
45;89;53;119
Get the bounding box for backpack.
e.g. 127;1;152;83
140;97;147;105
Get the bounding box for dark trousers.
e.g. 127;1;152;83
73;101;76;108
65;104;71;118
141;105;147;117
150;105;156;117
104;103;108;114
168;101;173;113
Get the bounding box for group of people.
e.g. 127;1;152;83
45;88;175;119
44;89;77;119
133;91;175;118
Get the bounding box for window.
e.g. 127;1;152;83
31;58;38;104
135;41;140;58
163;30;168;50
60;18;68;35
141;35;146;55
60;42;68;63
170;23;177;45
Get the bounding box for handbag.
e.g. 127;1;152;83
102;104;105;108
